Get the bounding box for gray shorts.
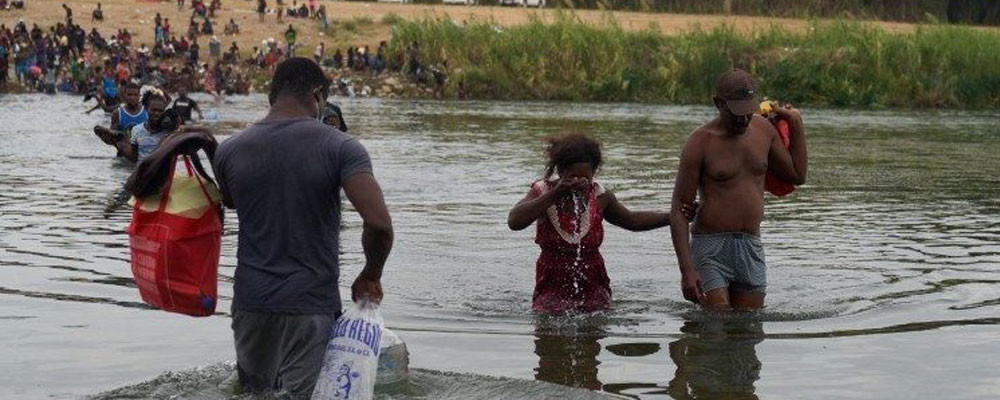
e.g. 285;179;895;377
232;310;339;399
691;232;767;293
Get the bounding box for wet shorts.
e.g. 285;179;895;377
232;309;339;399
691;232;767;293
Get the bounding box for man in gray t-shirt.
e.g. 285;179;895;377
213;58;393;399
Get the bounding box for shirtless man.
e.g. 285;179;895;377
669;69;807;311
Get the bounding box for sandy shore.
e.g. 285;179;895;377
7;0;997;60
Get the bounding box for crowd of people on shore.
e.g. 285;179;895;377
0;0;453;101
256;0;330;29
0;6;256;103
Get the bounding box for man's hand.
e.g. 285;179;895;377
93;126;120;145
681;270;704;304
770;102;802;126
351;272;383;304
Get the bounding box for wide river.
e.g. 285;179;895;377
1;94;998;399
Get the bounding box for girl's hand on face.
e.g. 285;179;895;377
554;176;590;197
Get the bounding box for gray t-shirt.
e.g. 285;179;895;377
214;117;372;315
129;123;167;163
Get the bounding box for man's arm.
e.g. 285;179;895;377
669;131;705;304
115;126;137;162
766;106;807;185
192;100;203;119
343;172;393;304
109;108;119;131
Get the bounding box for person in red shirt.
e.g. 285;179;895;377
509;134;696;314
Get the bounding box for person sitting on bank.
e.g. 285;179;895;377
224;18;239;35
202;18;214;35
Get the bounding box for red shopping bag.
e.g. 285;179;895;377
765;119;796;197
128;156;222;317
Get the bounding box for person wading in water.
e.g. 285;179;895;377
668;69;807;311
213;58;393;398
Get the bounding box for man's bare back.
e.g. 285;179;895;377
668;69;807;311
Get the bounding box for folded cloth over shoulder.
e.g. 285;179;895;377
125;129;219;198
759;102;796;197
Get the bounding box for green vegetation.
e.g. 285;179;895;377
388;13;1000;108
382;13;405;26
338;0;1000;25
320;16;382;44
563;0;1000;26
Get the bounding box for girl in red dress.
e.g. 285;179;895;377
508;134;695;314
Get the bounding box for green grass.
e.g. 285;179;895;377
531;0;1000;25
381;13;405;26
388;13;1000;108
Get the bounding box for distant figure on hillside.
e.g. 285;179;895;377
224;41;240;64
209;0;220;17
313;42;324;64
284;24;296;56
188;38;200;64
316;5;328;29
224;18;239;35
209;35;221;58
256;0;266;21
202;18;214;35
92;3;104;21
62;4;73;21
187;18;199;39
407;41;421;80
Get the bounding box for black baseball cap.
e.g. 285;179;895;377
715;68;758;116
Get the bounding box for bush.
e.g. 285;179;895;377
389;13;1000;108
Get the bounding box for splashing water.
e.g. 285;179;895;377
571;190;586;300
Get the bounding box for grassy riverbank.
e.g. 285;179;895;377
553;0;1000;26
388;13;1000;108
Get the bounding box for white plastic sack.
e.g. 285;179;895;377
312;301;384;400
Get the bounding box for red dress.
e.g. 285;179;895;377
531;180;610;314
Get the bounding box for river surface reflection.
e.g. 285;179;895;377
0;94;998;399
